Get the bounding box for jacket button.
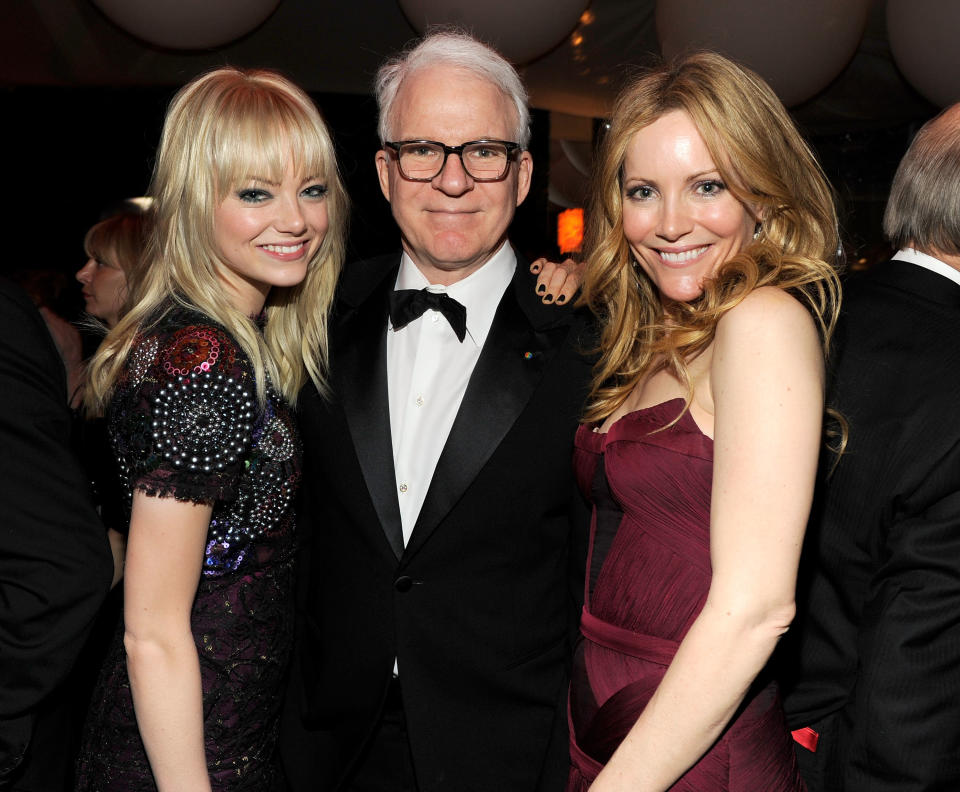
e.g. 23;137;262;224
394;575;414;593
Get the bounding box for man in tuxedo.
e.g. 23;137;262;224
781;104;960;790
283;30;592;792
0;278;112;787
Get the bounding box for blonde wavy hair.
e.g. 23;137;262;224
582;52;841;423
85;66;347;415
84;205;152;282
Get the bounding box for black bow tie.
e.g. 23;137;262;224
389;288;467;342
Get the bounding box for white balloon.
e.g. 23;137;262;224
655;0;870;106
888;0;960;107
93;0;281;50
398;0;589;64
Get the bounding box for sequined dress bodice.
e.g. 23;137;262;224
567;399;804;791
75;307;301;791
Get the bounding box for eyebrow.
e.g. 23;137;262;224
242;176;280;187
241;174;325;186
687;169;721;181
622;168;721;186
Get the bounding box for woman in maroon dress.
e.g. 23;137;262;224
569;53;841;790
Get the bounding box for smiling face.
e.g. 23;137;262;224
212;159;329;314
621;109;756;304
375;65;532;286
75;253;128;327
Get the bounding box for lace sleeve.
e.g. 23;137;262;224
109;319;258;507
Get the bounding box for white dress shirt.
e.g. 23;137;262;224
895;247;960;287
387;242;516;547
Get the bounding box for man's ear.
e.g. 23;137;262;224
515;151;533;207
375;150;391;202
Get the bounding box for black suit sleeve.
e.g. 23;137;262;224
842;438;960;791
0;281;112;784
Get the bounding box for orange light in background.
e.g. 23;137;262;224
557;208;584;254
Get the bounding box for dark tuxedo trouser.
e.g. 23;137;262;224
793;713;840;792
344;678;418;792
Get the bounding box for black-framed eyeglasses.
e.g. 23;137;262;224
384;139;522;182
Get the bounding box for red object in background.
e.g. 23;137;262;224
558;208;584;254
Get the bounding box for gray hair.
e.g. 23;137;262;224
375;29;531;149
884;104;960;255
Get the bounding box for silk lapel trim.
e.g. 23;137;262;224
336;272;405;559
402;283;566;561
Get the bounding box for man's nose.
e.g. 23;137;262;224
432;151;474;195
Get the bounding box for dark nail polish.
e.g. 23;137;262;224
537;284;546;293
545;293;553;302
556;295;566;304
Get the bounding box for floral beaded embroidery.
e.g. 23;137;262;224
258;415;296;462
108;308;301;578
162;326;231;377
151;373;255;473
128;336;158;387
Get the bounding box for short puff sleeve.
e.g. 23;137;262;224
109;321;258;508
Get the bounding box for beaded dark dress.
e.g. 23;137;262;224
75;307;301;791
568;399;804;791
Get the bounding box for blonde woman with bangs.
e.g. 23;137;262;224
567;52;840;790
75;66;346;791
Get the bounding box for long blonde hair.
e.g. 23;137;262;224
85;67;347;415
582;52;841;423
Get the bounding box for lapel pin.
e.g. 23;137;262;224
523;351;534;360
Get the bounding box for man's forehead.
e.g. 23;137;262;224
391;65;517;140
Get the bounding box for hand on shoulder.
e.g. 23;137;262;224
530;257;584;304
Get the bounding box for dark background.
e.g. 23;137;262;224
1;0;944;321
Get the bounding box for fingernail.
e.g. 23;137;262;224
556;295;566;304
545;293;554;302
537;284;546;293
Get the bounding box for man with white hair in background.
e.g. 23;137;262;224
782;103;960;791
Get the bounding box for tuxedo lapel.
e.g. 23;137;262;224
403;269;573;560
336;260;405;559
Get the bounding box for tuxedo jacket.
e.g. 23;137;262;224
284;253;593;792
780;260;960;791
0;279;112;785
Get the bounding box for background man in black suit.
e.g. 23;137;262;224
0;278;112;787
782;104;960;791
283;30;592;792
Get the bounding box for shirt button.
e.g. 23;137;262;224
431;313;440;323
399;483;408;493
416;395;424;407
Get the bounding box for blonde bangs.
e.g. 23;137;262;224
209;87;334;200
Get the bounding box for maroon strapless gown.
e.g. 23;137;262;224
568;399;804;791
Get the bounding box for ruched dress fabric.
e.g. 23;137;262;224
75;307;301;791
568;399;803;791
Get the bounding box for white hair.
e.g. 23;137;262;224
375;29;531;149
